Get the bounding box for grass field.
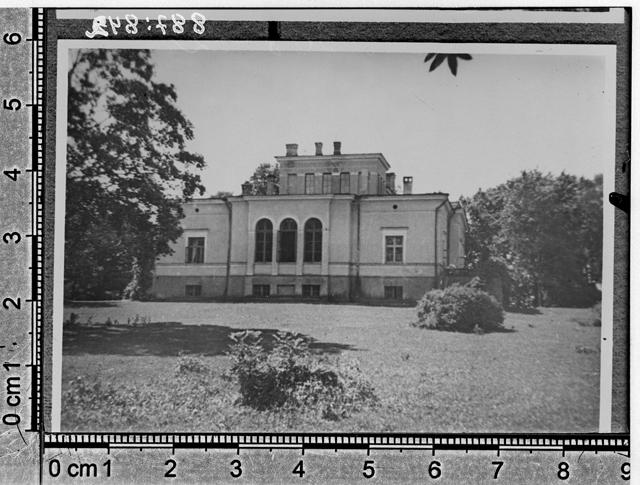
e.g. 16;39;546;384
61;302;600;433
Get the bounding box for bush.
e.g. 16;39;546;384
227;331;377;420
413;282;504;333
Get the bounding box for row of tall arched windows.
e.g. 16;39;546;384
255;218;322;263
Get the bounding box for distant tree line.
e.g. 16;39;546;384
462;171;603;309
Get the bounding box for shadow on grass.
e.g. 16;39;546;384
62;322;358;357
505;306;542;315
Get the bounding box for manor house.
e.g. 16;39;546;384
151;141;467;302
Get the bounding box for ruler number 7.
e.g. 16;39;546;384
492;461;504;479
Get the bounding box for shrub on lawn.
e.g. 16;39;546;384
413;282;504;333
227;331;377;420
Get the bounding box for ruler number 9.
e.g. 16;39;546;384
3;32;21;45
621;462;630;480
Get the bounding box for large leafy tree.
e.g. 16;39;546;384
66;49;205;300
463;171;603;308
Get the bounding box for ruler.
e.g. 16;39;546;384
0;6;45;484
0;7;632;485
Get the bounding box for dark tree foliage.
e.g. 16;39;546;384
245;162;279;195
424;53;472;76
462;171;603;308
66;49;205;300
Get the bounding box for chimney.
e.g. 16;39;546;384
315;142;323;156
386;172;396;194
403;176;413;195
333;141;341;155
285;143;298;156
241;181;252;196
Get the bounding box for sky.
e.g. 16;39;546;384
149;47;609;200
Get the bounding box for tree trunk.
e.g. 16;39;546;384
122;254;155;300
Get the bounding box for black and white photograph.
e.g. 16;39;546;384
52;38;618;436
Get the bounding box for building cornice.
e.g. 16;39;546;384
275;153;391;170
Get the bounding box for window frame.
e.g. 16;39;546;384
255;218;273;263
322;173;332;194
185;235;206;264
305;173;315;194
303;218;323;263
384;285;403;300
302;284;321;297
382;228;407;264
339;172;350;194
252;284;270;297
185;284;202;297
278;218;298;263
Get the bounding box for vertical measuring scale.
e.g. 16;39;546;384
0;7;43;481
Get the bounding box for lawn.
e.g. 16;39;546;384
61;302;600;433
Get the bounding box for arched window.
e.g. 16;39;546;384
278;218;297;262
304;218;322;263
255;219;273;263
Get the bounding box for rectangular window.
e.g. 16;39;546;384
384;286;403;299
277;284;295;296
287;173;297;194
322;173;332;194
252;284;270;297
185;284;202;297
340;172;350;193
385;235;404;263
185;237;205;263
305;173;315;194
302;284;321;297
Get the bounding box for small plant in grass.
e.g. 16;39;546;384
227;330;377;420
413;281;504;333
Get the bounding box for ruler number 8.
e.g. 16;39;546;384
557;462;569;480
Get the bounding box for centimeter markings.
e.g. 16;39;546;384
44;433;629;455
27;7;45;434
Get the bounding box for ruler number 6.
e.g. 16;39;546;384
3;32;21;45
